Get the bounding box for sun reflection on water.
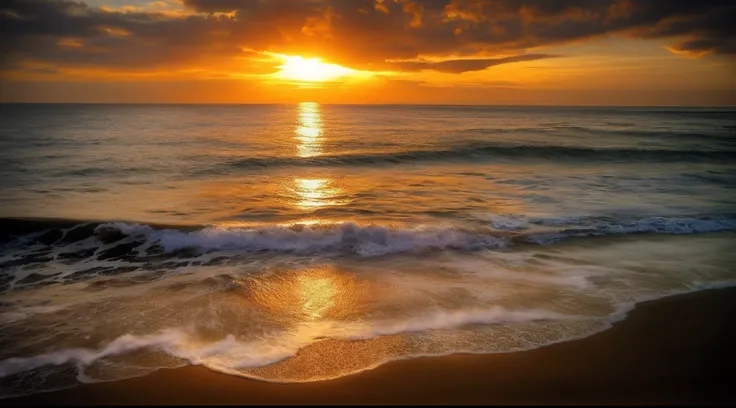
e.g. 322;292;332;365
297;274;338;320
247;266;372;323
293;178;347;210
289;104;350;213
295;102;323;158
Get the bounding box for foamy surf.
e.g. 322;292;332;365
1;214;735;293
4;214;734;256
96;221;509;256
2;278;735;397
76;214;736;252
0;305;572;379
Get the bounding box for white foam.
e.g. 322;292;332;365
95;222;509;257
489;214;530;230
343;306;571;340
453;256;594;289
5;216;733;268
526;216;736;244
0;330;184;378
0;305;574;380
3;277;736;391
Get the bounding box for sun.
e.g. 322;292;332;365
272;55;366;82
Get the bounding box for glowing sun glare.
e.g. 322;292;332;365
274;55;361;82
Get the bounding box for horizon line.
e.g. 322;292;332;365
1;102;734;109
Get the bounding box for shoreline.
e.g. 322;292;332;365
6;286;736;405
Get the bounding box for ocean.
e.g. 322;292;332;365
1;103;735;398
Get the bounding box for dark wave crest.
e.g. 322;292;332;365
225;144;736;169
0;214;734;291
2;214;735;257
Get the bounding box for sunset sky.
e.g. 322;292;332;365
1;0;734;105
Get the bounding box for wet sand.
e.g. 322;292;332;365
7;287;736;405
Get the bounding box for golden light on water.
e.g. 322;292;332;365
297;274;337;320
295;178;329;208
289;102;351;213
298;178;326;191
241;266;404;382
239;266;407;383
247;266;372;323
295;102;323;158
293;178;347;210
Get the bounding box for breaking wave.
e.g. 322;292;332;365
2;214;735;261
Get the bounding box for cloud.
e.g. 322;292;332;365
384;54;559;73
181;0;260;13
0;0;733;78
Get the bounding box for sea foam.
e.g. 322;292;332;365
0;305;573;379
95;222;509;256
92;215;736;256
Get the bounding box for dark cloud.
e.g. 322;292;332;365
181;0;260;13
385;54;558;73
438;0;736;55
0;0;733;76
633;2;736;55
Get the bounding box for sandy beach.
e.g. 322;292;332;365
6;286;735;405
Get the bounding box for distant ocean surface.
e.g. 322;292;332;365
1;103;735;398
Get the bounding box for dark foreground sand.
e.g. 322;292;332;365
7;287;736;405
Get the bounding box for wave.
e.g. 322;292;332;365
87;214;736;250
4;280;736;395
223;144;736;169
523;215;736;244
0;305;575;380
2;215;735;265
461;126;735;143
96;222;509;257
568;127;735;144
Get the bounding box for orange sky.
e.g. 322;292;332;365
1;0;734;105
